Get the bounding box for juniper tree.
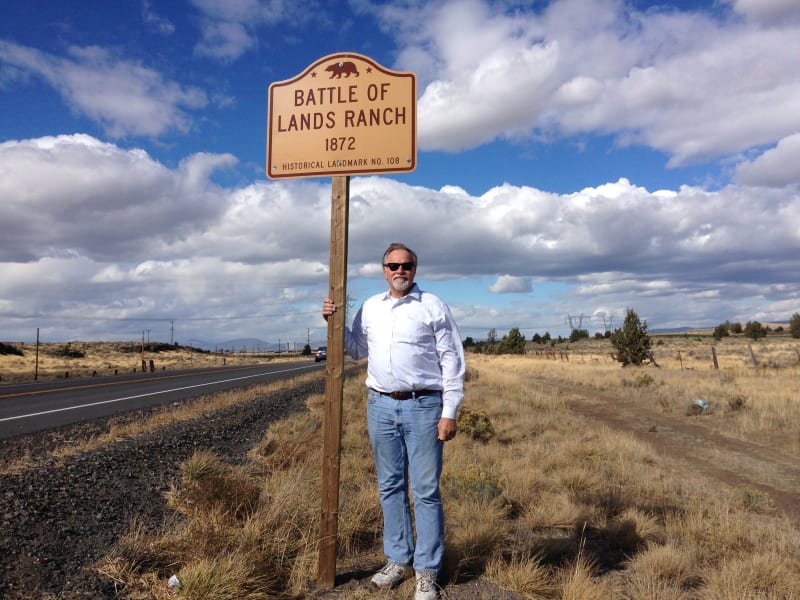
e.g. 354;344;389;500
610;308;652;366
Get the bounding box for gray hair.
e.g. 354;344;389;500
382;242;418;266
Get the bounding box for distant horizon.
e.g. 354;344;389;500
3;320;793;348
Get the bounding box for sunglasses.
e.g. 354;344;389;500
383;262;415;271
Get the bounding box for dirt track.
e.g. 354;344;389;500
540;375;800;521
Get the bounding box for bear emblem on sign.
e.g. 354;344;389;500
325;61;359;78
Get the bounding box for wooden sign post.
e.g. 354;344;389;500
267;52;416;589
317;174;349;587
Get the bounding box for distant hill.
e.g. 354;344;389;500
651;321;789;335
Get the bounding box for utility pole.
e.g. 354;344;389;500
170;320;174;345
34;327;40;381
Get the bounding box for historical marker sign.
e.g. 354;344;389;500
267;52;416;179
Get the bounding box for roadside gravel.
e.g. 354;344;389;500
0;380;320;599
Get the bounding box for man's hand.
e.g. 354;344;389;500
322;298;336;321
437;417;457;442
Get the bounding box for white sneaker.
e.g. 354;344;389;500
415;571;438;600
370;562;411;588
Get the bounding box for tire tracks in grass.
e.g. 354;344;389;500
531;375;800;522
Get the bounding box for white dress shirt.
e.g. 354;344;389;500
345;284;466;419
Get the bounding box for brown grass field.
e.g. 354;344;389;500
0;341;292;384
2;333;800;598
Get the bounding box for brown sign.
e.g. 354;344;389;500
267;53;416;179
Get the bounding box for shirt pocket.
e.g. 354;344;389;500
393;318;434;347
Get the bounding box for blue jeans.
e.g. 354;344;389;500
367;389;444;574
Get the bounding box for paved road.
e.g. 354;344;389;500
0;362;324;439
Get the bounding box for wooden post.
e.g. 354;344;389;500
748;344;758;369
711;346;719;370
34;327;40;382
317;175;350;588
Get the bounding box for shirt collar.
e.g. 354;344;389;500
382;283;421;301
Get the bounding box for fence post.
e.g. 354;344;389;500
748;344;758;369
711;346;719;370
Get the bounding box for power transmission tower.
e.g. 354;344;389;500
566;314;587;330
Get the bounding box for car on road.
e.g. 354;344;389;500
313;346;327;362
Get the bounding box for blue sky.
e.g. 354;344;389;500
1;0;799;348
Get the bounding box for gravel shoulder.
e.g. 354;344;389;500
1;381;320;599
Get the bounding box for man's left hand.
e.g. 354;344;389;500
437;418;457;442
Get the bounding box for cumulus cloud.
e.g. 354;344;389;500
2;136;798;341
375;0;800;170
0;135;234;262
725;0;800;23
0;41;207;137
734;133;800;187
489;276;533;294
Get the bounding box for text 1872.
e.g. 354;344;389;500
325;137;356;151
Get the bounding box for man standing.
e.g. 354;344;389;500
322;242;465;600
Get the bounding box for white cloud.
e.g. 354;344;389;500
0;41;207;137
189;0;313;61
734;133;800;187
489;275;533;294
2;136;799;342
379;0;800;168
725;0;800;23
0;135;234;262
193;19;256;61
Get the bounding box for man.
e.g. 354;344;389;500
322;242;465;600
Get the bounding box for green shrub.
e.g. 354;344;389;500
790;313;800;339
712;323;730;341
0;342;24;356
744;321;768;340
569;328;589;342
457;406;495;443
496;327;526;354
51;343;86;358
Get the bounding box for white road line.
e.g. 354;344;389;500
0;365;316;423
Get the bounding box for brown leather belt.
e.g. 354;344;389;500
370;388;441;400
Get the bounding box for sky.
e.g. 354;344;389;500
1;0;799;349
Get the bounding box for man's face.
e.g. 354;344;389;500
383;249;416;297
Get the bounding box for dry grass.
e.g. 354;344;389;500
529;334;800;453
0;340;296;384
44;336;800;598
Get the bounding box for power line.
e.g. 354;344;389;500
0;309;320;323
